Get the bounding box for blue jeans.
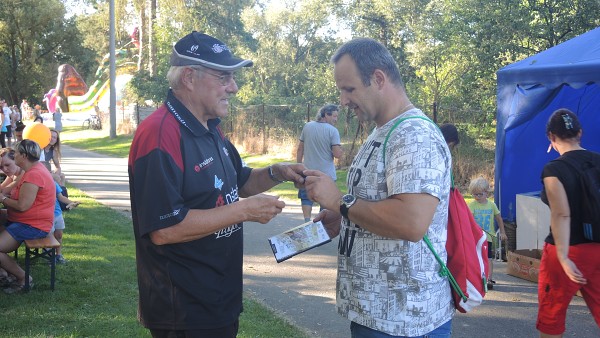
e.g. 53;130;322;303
351;319;452;338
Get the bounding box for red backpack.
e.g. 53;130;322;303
425;186;490;312
384;115;490;313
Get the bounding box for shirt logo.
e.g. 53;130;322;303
214;175;224;190
159;209;181;220
166;101;191;132
195;157;214;172
215;224;242;238
223;146;229;157
190;44;199;53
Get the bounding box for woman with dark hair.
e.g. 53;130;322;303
537;108;600;337
0;140;56;293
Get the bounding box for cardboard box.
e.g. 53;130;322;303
507;249;543;283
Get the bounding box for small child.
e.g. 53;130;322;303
52;182;80;264
468;177;507;290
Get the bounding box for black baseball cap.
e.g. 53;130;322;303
170;31;253;71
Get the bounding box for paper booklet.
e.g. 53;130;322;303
268;221;331;263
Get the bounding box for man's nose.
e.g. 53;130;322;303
226;79;239;93
339;93;349;107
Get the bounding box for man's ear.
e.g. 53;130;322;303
182;68;196;89
372;70;385;88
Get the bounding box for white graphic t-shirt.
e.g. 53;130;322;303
337;109;455;336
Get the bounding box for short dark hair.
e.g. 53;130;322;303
440;123;460;146
331;38;404;87
15;121;26;132
546;108;581;140
319;104;339;118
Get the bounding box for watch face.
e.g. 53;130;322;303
342;194;355;204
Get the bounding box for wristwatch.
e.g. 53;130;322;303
339;194;357;218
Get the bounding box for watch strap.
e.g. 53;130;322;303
340;203;350;218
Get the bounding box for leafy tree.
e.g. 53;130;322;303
123;0;256;105
0;0;95;105
240;0;340;106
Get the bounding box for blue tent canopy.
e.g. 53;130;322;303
495;26;600;221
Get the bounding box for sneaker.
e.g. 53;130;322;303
487;282;494;290
56;255;67;264
48;254;68;265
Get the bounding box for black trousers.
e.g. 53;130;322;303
150;320;239;338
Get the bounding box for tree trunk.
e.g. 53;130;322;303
137;3;146;72
148;0;157;76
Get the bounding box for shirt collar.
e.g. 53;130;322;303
164;89;221;136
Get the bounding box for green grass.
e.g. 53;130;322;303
0;187;145;337
60;125;133;158
0;186;310;337
42;127;311;337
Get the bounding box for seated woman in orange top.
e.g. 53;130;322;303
0;140;56;293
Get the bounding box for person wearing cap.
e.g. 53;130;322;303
128;31;305;337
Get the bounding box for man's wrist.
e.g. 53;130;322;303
1;196;7;203
339;194;357;218
268;166;286;184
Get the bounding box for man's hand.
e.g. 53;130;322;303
304;169;343;211
272;163;307;185
313;209;342;238
242;194;286;224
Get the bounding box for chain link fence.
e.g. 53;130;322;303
221;103;365;167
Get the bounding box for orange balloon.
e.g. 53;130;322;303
23;122;51;148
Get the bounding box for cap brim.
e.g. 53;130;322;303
170;48;253;71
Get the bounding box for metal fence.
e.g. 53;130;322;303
124;101;367;165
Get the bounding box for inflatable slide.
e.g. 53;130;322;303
44;31;138;115
66;50;133;113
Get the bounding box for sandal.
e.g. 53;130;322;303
2;279;34;294
0;275;13;288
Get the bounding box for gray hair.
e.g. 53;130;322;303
167;65;212;90
166;66;188;90
15;139;41;162
331;38;404;87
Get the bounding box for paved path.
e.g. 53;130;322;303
60;145;131;217
60;145;599;338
